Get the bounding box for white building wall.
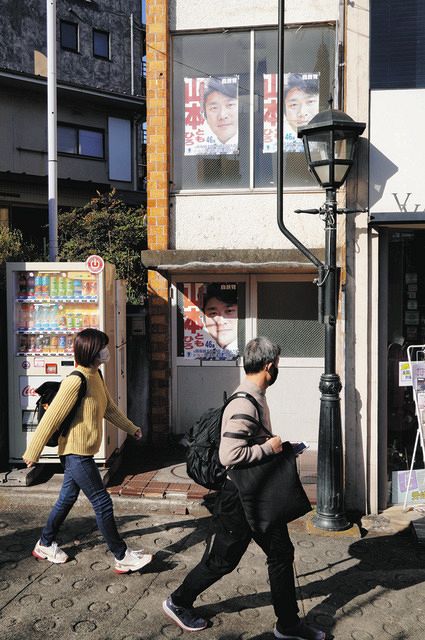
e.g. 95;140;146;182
172;192;326;250
170;0;338;30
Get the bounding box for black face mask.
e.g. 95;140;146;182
268;363;279;386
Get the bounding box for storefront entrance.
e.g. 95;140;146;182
381;228;425;505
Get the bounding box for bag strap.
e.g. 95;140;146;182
68;370;87;405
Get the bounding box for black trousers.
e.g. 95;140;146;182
172;479;300;628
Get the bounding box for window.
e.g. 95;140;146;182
257;281;324;357
93;29;110;59
371;0;425;89
60;21;78;53
172;25;335;191
58;125;104;158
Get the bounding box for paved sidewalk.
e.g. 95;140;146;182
1;490;425;640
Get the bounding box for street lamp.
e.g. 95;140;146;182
296;108;366;531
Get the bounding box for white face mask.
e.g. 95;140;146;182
96;346;110;364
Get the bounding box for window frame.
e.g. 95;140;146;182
171;23;337;194
60;20;79;53
57;123;105;160
93;28;110;60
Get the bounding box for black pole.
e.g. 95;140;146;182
313;188;350;530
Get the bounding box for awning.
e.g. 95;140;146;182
141;249;323;273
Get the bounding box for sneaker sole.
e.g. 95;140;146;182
162;600;207;632
113;554;153;574
32;550;68;564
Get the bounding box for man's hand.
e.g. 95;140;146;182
269;435;282;453
133;428;142;440
23;458;36;468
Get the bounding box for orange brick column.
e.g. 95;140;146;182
146;0;170;444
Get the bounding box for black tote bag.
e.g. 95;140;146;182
227;441;312;534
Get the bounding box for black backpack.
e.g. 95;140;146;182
185;391;263;490
35;371;87;447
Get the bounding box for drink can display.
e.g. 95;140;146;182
50;275;59;297
74;313;83;329
18;335;28;353
50;336;59;351
35;335;43;352
73;279;82;298
35;275;43;297
27;273;35;298
18;273;27;296
66;312;75;329
59;335;67;350
41;275;49;297
66;278;74;297
66;335;74;352
58;277;66;297
43;336;50;353
29;336;36;352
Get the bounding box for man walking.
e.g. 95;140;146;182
163;337;325;640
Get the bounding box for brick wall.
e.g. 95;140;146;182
146;0;170;443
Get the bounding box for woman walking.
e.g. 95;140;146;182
23;328;152;574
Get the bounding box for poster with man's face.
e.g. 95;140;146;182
263;72;320;153
184;76;239;156
180;282;239;360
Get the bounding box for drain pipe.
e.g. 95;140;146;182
276;0;322;270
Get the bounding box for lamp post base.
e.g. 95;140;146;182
312;511;351;531
313;373;351;532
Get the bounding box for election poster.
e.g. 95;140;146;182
179;282;239;360
184;76;239;156
263;72;320;153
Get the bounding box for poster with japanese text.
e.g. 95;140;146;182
184;76;239;156
180;282;239;360
263;72;320;153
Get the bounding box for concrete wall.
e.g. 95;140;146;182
170;0;338;30
0;0;142;96
171;192;326;250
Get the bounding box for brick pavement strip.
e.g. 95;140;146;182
1;492;425;639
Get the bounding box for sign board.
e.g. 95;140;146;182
86;255;104;274
392;469;425;505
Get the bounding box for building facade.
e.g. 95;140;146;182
144;0;425;516
0;0;146;252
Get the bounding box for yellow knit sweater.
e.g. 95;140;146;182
23;365;138;462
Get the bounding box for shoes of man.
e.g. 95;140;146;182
32;539;69;564
274;619;326;640
114;548;153;574
163;596;208;631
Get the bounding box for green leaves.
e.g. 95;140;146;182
58;190;147;304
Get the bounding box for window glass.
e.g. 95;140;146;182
176;282;246;360
371;0;425;89
60;21;78;52
172;27;335;191
172;32;251;190
79;129;104;158
58;126;77;154
93;30;109;59
254;27;335;188
257;282;324;357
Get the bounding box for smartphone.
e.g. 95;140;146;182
291;441;310;456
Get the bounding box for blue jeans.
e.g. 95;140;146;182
40;454;126;560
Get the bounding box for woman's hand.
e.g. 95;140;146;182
23;457;36;468
133;428;142;440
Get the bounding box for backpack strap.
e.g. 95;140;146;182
222;391;273;438
69;370;87;404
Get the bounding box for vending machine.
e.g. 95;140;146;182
6;261;126;464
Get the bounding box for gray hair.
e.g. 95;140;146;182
243;337;281;374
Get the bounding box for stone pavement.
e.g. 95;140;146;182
1;489;425;640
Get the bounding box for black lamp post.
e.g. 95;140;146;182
296;109;365;530
276;0;365;531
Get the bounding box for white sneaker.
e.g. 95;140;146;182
114;547;153;574
32;539;69;564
